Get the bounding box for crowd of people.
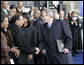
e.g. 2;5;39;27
1;1;83;64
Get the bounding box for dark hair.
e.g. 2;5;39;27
11;13;22;23
22;13;31;26
1;14;8;23
22;13;30;21
10;4;16;10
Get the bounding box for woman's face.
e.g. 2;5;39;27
23;18;28;27
1;17;9;29
23;18;28;24
11;8;16;14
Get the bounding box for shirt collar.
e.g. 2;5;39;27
48;18;53;24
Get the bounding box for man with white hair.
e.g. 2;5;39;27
41;9;73;64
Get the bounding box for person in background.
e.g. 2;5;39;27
28;6;34;21
53;11;59;19
34;6;38;12
68;11;72;20
1;1;10;17
9;4;16;21
16;1;25;14
59;10;70;27
70;12;82;56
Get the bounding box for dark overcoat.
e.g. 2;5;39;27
41;19;73;64
70;17;82;50
21;25;38;64
33;17;48;64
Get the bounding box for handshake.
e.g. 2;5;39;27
35;47;46;55
35;47;40;55
11;47;20;58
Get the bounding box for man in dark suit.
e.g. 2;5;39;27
41;9;73;64
33;10;47;64
1;1;10;17
9;13;40;64
59;10;70;27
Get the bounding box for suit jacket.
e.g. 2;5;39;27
33;17;45;51
1;8;10;16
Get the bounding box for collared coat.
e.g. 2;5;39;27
41;19;73;64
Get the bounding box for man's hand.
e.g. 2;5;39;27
42;49;46;55
35;47;40;55
28;54;33;60
63;48;69;53
11;47;20;58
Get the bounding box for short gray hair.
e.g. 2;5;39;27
46;9;53;17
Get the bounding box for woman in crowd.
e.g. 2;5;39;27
22;13;40;64
1;15;20;64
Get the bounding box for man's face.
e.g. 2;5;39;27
41;11;50;23
59;12;64;18
18;2;23;8
2;1;8;9
33;11;40;19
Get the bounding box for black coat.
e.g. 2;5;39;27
8;24;36;64
33;17;45;51
21;25;38;64
41;19;73;64
70;17;82;50
21;25;37;54
33;17;47;64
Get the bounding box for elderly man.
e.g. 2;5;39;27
41;9;73;64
